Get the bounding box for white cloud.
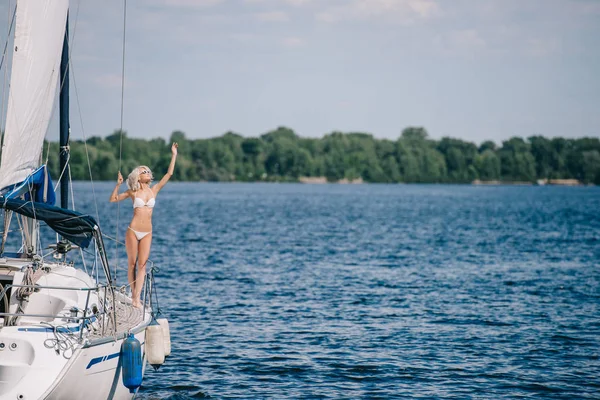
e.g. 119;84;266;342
407;0;439;18
448;29;486;49
229;34;304;48
243;0;311;6
285;0;311;6
433;29;486;56
255;11;290;22
577;1;600;15
315;11;337;23
230;33;262;43
163;0;224;8
281;36;305;47
316;0;440;24
526;38;560;57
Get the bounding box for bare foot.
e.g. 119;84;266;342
132;299;142;309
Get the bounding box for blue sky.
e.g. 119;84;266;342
1;0;599;144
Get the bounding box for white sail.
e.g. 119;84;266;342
0;0;69;190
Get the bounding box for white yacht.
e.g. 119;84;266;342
0;1;166;399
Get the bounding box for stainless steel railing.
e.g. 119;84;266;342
0;266;157;341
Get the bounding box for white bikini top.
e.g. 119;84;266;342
133;189;155;209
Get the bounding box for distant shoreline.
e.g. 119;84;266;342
472;178;586;186
78;178;596;186
49;129;600;186
294;177;590;186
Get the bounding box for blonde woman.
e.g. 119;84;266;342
110;142;178;308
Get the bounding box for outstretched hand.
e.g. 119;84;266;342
171;142;178;156
117;171;123;185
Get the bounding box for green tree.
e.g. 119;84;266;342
498;137;536;182
31;127;598;186
478;140;497;153
529;135;553;179
474;150;501;180
581;150;600;184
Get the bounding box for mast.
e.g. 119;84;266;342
59;12;70;210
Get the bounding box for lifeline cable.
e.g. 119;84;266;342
115;0;128;283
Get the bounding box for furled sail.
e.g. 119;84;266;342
0;196;98;248
0;0;69;190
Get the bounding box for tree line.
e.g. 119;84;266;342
39;127;600;185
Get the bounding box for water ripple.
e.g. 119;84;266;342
8;183;599;399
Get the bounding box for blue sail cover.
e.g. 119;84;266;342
1;165;56;205
0;196;98;248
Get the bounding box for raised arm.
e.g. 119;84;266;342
153;142;178;194
109;171;131;202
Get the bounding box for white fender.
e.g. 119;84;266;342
145;322;165;367
157;317;171;357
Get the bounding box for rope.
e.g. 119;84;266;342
15;266;45;301
94;240;99;283
115;0;128;283
42;322;78;359
71;63;100;225
118;0;128;166
10;265;46;325
23;181;38;254
67;6;103;286
0;282;8;327
53;147;70;191
151;268;161;316
0;210;12;255
57;0;82;98
15;212;26;250
68;163;75;210
102;232;126;247
65;161;93;277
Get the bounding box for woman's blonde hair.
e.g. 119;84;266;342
126;166;153;192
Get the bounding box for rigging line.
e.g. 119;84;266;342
68;162;75;210
71;63;100;225
118;0;128;171
13;182;36;253
67;161;89;273
45;0;81;173
115;0;128;282
152;271;161;314
70;0;82;50
0;228;22;235
16;217;27;250
102;232;125;246
95;240;99;284
50;0;80;163
26;179;37;251
57;0;82;97
53;151;71;192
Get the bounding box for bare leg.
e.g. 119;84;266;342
134;233;152;308
125;228;139;306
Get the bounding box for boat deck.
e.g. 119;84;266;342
88;297;147;339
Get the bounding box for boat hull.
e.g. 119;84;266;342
0;329;147;400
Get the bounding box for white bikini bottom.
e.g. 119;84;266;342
128;226;152;241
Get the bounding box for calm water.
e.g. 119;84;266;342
7;183;600;398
